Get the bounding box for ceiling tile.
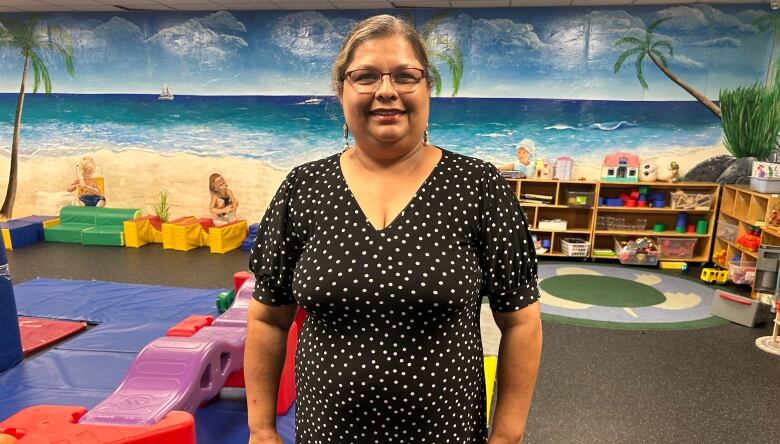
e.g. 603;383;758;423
571;0;630;5
332;1;394;8
451;0;510;7
392;0;451;7
510;0;572;6
216;2;282;9
274;1;337;9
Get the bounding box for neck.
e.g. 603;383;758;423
349;142;428;174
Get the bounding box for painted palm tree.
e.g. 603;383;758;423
613;18;721;119
0;15;74;218
755;12;780;86
403;12;464;97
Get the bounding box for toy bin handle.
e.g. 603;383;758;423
719;293;752;306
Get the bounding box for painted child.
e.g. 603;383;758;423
208;173;239;222
67;156;105;207
496;138;536;178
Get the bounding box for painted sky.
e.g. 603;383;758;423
0;4;774;100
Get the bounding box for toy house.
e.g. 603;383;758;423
602;152;639;183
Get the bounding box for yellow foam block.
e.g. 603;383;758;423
162;216;195;250
169;219;210;251
210;220;248;254
1;228;12;251
124;219;149;248
42;218;60;228
484;356;497;422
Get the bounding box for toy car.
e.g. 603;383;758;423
700;267;729;285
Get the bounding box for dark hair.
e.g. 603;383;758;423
331;14;434;94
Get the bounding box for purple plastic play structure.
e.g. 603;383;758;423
79;278;255;426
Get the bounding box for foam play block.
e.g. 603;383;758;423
124;216;165;248
18;316;88;356
484;356;498;421
0;237;23;372
0;220;39;250
209;220;248;254
0;405;195;443
81;208;140;246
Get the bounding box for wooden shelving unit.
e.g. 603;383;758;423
716;185;780;298
505;179;598;258
592;182;721;263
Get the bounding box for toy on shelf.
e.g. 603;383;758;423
601;152;640;182
712;249;728;266
615;237;660;266
736;227;761;252
554;156;573;180
700;267;729;285
670;189;713;211
533;158;552;179
750;161;780;193
668;161;681;183
639;162;657;182
659;237;697;259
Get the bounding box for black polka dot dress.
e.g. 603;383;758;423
249;148;539;444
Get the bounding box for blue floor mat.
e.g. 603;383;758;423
1;278;296;444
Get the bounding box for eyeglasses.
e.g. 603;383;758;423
343;67;427;94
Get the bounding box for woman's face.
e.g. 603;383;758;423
339;35;430;154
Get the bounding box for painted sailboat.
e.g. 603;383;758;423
158;84;174;101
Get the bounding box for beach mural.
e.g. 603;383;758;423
0;5;775;221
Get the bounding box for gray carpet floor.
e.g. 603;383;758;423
6;242;780;443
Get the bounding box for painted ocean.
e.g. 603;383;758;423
0;94;724;169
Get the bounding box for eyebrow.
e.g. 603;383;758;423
350;63;417;71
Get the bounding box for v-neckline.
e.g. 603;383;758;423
337;147;445;233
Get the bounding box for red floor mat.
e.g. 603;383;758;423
18;316;87;356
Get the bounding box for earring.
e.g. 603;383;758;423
343;123;350;150
423;127;429;145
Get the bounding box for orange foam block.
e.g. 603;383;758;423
0;405;195;443
166;315;214;337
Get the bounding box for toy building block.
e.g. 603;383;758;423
161;217;196;249
241;223;259;251
216;290;235;314
166;315;214;337
233;271;252;293
0;405;195;443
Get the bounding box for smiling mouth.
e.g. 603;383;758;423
370;109;406;116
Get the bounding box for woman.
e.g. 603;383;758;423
246;15;542;444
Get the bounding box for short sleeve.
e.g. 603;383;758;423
248;167;304;306
478;162;539;312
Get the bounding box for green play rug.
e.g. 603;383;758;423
536;263;729;330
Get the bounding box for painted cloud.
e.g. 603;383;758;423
146;11;248;69
270;12;355;61
656;5;757;33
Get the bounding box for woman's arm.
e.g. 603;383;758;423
245;300;297;443
488;302;543;444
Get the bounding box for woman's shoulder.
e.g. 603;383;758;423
282;152;341;188
439;148;498;177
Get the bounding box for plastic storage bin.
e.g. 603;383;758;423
658;237;697;259
716;220;738;243
710;290;762;327
728;261;756;285
563;190;595;208
614;237;660;266
749;177;780;193
561;238;590;257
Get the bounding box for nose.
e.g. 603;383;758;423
374;74;398;99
